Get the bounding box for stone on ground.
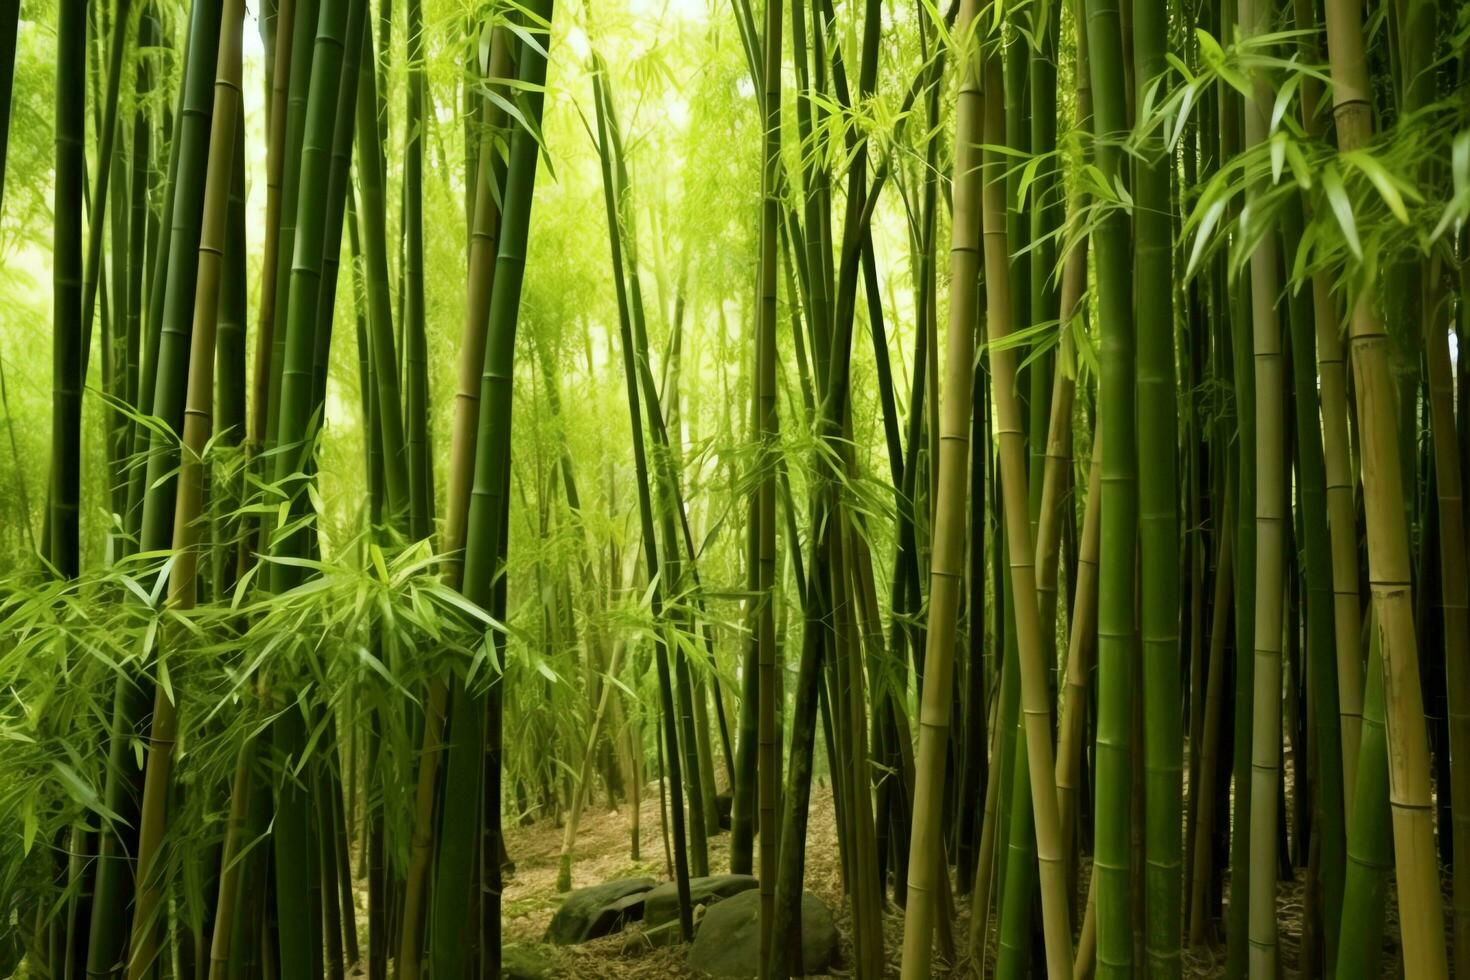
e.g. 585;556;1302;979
686;888;839;977
643;873;759;927
543;876;657;945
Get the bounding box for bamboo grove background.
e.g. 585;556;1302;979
0;0;1468;976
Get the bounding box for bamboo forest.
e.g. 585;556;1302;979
7;0;1470;976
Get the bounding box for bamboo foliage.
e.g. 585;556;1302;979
5;0;1470;976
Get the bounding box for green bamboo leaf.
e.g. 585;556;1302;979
1195;28;1250;96
148;553;178;607
1187;195;1229;278
1320;164;1361;259
22;797;36;856
1344;151;1412;224
1284;140;1312;189
1291;219;1318;286
1430;188;1470;242
1195;28;1225;65
1270;132;1286;184
1169;81;1199;152
53;761;122;823
141;616;158;662
157;656;173;707
1269;74;1300;134
1165;52;1197;85
231;561;261;611
1015;154;1044;209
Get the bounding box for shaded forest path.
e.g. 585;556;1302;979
473;783;1336;978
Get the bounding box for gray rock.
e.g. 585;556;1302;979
543;876;657;945
643;873;759;927
687;888;839;977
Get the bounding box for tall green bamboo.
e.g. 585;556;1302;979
51;0;85;579
1084;0;1137;967
1133;0;1179;970
88;3;223;973
125;4;244;972
600;81;712;879
350;20;410;524
263;0;323;453
397;22;512;979
265;1;358;974
898;1;986;972
1240;0;1286;970
403;0;433;540
1423;260;1470;972
754;0;782;970
431;4;555;974
246;0;299;467
1280;191;1345;965
589;50;698;941
0;0;17;214
79;0;134;376
1186;481;1234;946
1337;625;1392;980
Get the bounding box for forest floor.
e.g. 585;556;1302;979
488;779;1368;979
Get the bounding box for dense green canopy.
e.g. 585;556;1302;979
0;0;1468;977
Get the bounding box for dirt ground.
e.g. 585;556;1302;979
494;779;1369;979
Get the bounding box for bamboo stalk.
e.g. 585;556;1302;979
1083;0;1136;967
1322;0;1449;971
898;0;984;972
79;0;134;378
1240;0;1287;969
127;3;245;973
428;7;555;974
1134;0;1180;968
1424;259;1470;971
754;0;782;969
1055;445;1101;876
977;36;1072;977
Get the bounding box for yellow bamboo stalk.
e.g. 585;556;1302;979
1313;268;1362;817
1055;444;1101;876
1323;0;1449;972
1034;227;1089;666
1288;0;1362;820
899;0;985;971
966;717;1006;964
1074;862;1098;980
977;31;1072;978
